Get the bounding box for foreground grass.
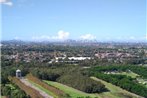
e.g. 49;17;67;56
44;80;98;98
91;77;143;98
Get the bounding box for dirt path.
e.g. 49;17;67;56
20;78;53;98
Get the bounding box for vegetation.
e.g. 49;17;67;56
30;65;106;93
91;77;142;98
44;80;99;98
90;65;147;97
1;69;30;98
57;73;106;93
1;83;30;98
90;65;147;78
1;42;147;97
26;74;69;98
9;76;44;98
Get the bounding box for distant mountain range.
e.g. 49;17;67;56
1;39;147;47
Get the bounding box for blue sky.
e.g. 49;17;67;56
1;0;146;42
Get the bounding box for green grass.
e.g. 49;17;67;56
91;77;142;98
142;64;147;67
44;79;142;98
44;80;99;98
105;71;139;78
137;78;147;88
115;71;147;88
27;80;58;98
118;72;139;78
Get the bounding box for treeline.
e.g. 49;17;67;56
30;65;106;93
90;65;147;97
91;65;147;78
94;73;147;97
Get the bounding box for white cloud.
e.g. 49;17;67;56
80;34;96;40
32;30;70;41
0;0;13;6
55;30;69;40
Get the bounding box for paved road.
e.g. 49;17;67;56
20;78;53;98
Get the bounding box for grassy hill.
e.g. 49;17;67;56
91;77;143;98
44;80;98;98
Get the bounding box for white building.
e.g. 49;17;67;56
68;57;91;61
16;69;21;78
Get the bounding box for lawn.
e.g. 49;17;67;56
91;77;142;98
115;71;147;88
104;71;139;78
137;78;147;88
44;80;98;98
118;71;139;78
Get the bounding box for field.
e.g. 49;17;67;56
105;71;147;88
118;71;139;78
5;73;145;98
137;78;147;88
104;71;139;78
26;74;143;98
120;72;147;88
91;77;143;98
44;80;98;98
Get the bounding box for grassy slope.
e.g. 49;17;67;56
28;80;58;98
114;71;139;78
115;71;147;88
44;80;98;98
91;77;143;98
137;78;147;88
120;72;139;78
44;78;143;98
25;73;143;98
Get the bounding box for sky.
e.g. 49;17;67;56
1;0;146;42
